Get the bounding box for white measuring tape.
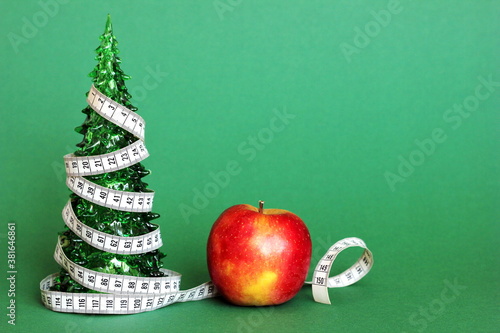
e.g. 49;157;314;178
307;237;374;305
64;139;149;177
40;84;373;314
86;84;146;141
65;175;154;213
61;200;162;255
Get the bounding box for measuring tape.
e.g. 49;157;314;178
40;271;216;314
87;84;146;141
64;139;149;177
307;237;374;305
61;200;162;254
40;84;373;314
65;175;154;213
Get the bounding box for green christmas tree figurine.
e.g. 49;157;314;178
50;15;165;293
40;15;218;314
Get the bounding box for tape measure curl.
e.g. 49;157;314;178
307;237;374;305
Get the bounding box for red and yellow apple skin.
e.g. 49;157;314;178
207;203;312;306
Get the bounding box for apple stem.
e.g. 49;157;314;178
258;200;264;214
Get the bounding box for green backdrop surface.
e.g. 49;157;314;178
0;0;498;332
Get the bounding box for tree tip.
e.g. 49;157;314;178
105;14;113;33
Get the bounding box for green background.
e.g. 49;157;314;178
0;0;498;332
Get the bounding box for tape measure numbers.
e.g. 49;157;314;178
87;84;146;141
66;175;154;213
307;237;374;305
64;139;149;177
62;200;162;255
40;273;217;314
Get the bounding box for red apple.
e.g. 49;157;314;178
207;201;312;306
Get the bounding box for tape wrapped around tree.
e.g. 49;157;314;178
39;15;218;314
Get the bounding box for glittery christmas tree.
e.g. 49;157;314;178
51;15;165;293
